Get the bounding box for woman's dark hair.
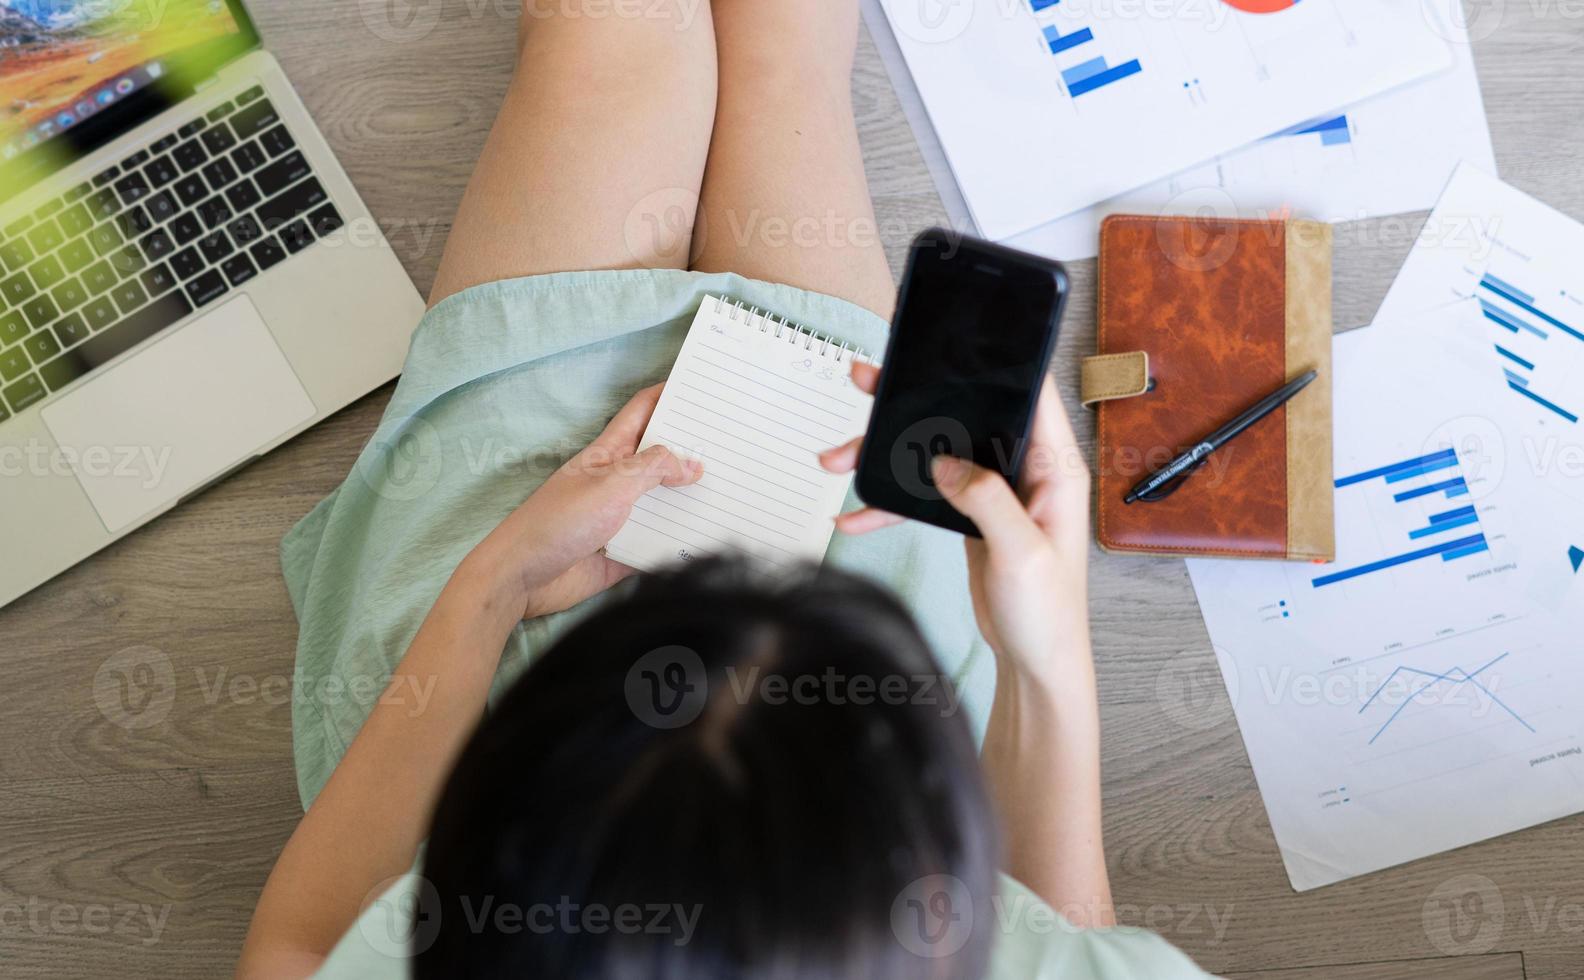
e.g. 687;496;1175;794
416;559;999;979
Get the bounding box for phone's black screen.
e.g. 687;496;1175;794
857;237;1064;536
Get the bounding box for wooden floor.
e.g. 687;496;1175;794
3;2;1582;977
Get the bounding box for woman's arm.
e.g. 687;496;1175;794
237;386;699;979
822;368;1112;924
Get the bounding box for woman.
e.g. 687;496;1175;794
237;1;1214;976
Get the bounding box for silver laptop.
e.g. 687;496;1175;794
0;0;424;609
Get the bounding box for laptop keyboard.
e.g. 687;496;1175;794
0;85;344;428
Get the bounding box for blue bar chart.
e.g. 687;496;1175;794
1034;5;1143;100
1315;449;1488;588
1269;113;1353;147
1477;271;1582;423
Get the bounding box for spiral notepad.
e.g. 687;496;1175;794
605;297;875;573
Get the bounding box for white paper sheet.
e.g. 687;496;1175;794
863;0;1494;261
1375;163;1584;608
877;0;1451;240
1186;314;1584;891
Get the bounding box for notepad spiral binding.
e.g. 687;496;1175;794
713;295;870;364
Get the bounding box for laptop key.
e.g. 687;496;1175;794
186;269;228;307
142;229;176;262
178;118;207;139
113;172;151;206
141;263;176;297
255;152;313;198
112;279;149;315
83;296;118;331
174;175;208;208
174;139;209;173
0;239;35;272
236;85;264;106
82;261;117;296
87;188;122;221
112;243;147;278
23;295;60;330
1;272;35;305
146;154;181;188
226;180;262;214
170;212;204;246
27;219;64;254
197;197;233;231
33;199;63;221
53;313;90;349
58;203;94;237
250;237;286;271
207;101;236;124
65;183;92;204
51;277;88;313
259;125;295;158
257;179;328;231
0;311;27;348
3;374;45;413
70;291;195;374
232;142;268;174
90;223;125;257
228;214;265;247
201;122;238;156
281;220;315;254
39;350;87;392
146;190;179;224
202;157;240;192
170;247;205;281
60;239;95;273
308;204;345;237
231;99;281;139
116;204;153;239
92;166;121;187
24;329;60;364
221;253;258;287
123;149;151;169
151;134;179;154
199;230;234;264
28;254;64;291
0;344;28;381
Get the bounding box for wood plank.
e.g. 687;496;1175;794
1227;952;1526;980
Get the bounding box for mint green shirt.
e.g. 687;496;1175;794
282;270;1213;978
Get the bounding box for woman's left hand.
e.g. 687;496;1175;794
469;384;702;621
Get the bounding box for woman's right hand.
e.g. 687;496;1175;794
819;366;1094;677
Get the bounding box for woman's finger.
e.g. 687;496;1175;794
1024;374;1090;525
819;436;863;474
850;360;881;395
610;446;703;502
932;456;1042;556
834;507;905;535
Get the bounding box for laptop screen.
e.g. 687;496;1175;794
1;0;259;198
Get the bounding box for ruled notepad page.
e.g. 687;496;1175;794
605;298;875;573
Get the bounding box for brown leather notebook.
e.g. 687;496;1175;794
1083;215;1335;560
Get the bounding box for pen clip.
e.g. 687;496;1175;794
1133;455;1210;503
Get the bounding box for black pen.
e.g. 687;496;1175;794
1124;370;1319;505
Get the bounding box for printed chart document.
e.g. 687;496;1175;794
1376;164;1584;606
1186;320;1584;891
877;0;1451;239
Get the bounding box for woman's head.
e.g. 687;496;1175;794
417;559;998;978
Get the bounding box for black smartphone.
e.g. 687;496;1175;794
856;229;1068;537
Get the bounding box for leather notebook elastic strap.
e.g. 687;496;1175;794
1079;350;1150;408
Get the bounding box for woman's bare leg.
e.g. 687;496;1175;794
429;2;719;307
690;0;895;319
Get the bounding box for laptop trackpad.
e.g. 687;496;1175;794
40;297;316;534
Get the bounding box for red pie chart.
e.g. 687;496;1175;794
1222;0;1301;11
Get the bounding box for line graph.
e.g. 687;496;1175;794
1360;651;1536;746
